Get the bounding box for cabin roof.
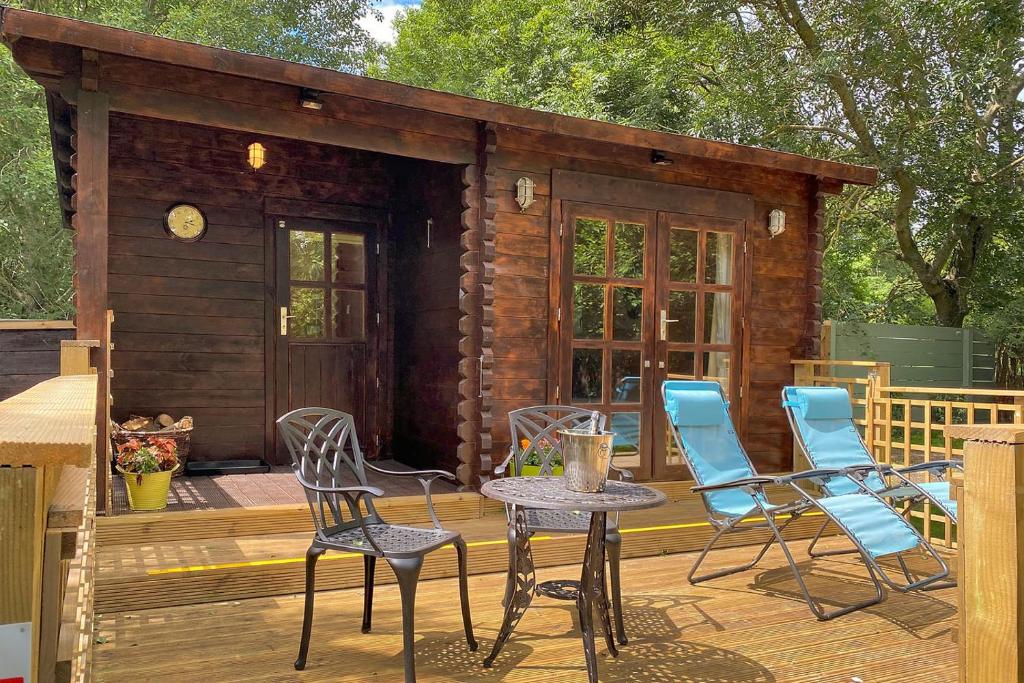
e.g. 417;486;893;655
1;6;877;193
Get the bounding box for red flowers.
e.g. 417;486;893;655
116;436;180;481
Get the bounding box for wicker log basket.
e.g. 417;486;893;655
111;414;193;477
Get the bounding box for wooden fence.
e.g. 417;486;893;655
793;359;1024;549
822;320;996;388
0;320;76;401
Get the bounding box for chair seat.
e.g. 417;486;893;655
526;508;616;534
816;493;921;559
320;523;458;558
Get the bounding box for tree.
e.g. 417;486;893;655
0;0;379;318
379;0;1024;330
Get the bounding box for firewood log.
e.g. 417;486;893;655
156;413;175;428
122;415;154;431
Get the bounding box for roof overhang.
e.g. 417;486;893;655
0;6;878;190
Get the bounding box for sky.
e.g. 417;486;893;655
358;1;420;44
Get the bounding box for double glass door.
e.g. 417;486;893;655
558;202;745;480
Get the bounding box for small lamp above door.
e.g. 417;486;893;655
768;208;786;238
247;142;267;170
515;176;536;212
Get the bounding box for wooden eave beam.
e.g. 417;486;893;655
0;7;878;186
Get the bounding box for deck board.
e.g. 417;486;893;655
93;537;957;682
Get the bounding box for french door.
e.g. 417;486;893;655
558;202;745;480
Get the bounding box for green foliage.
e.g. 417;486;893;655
0;0;378;319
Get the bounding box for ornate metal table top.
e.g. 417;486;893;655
481;476;667;512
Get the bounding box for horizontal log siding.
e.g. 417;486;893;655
107;113;393;462
0;327;75;400
490;127;812;473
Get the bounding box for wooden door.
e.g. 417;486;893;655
273;214;384;462
557;203;746;481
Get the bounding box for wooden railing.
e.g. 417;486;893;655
793;359;1024;548
0;344;99;683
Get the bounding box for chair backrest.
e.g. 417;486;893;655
277;407;381;532
662;380;760;518
507;405;605;476
782;385;879;496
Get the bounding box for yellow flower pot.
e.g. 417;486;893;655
118;466;178;511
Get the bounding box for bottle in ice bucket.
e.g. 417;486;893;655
559;412;615;493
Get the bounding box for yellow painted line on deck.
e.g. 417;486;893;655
146;510;825;577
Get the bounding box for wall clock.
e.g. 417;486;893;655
164;203;208;242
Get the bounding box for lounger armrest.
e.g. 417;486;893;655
775;468;845;484
897;460;962;475
692;476;774;493
842;463;894;476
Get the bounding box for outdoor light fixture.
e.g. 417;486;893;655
515;176;536;212
300;88;323;110
651;150;673;166
247;142;267;170
768;208;786;238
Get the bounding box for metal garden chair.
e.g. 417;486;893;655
663;380;950;620
494;405;633;645
782;385;959;579
277;408;477;683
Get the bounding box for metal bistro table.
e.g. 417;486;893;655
480;476;667;682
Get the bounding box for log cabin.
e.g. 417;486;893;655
1;8;876;506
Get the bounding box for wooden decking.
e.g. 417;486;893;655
93;537;957;682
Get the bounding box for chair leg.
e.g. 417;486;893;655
295;545;326;671
362;555;376;634
806;516;857;558
453;537;478;651
688;516;791;584
389;556;424;683
605;528;627;645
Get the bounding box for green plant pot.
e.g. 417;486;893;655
518;465;564;477
117;466;177;511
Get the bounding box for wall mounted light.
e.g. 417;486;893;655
515;176;536;212
768;208;786;238
247;142;267;170
651;150;673;166
300;88;323;110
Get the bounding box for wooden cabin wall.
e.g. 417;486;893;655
488;125;814;473
106;114;392;462
389;159;464;473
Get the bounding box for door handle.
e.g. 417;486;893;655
660;309;679;341
280;306;296;336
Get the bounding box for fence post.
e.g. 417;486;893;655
962;328;973;388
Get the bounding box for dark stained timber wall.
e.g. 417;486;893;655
0;326;75;401
106;114;393;462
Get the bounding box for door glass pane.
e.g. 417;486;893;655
333;289;365;340
333;233;365;285
611;350;641;403
613;222;644;279
705;233;733;285
573;218;606;276
666;351;696;381
611;412;641;464
290;230;324;281
573;284;604;339
704;351;731;391
572;348;603;402
612;287;642;341
704;292;732;344
290;287;324;337
669;228;698;282
667;291;696;342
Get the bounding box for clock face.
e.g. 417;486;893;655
164;204;207;241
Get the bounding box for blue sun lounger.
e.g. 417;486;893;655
663;380;950;620
782;385;959;564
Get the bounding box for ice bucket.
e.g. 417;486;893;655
558;428;616;493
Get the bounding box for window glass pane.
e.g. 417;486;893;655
573;218;606;276
613;222;644;279
705;232;733;285
572;348;603;402
667;351;696;381
333;289;365;340
573;284;604;339
612;287;642;341
704;352;731;393
611;350;641;403
332;233;365;285
704;292;732;344
667;291;696;343
290;287;324;337
290;230;324;281
611;412;641;463
669;228;698;282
